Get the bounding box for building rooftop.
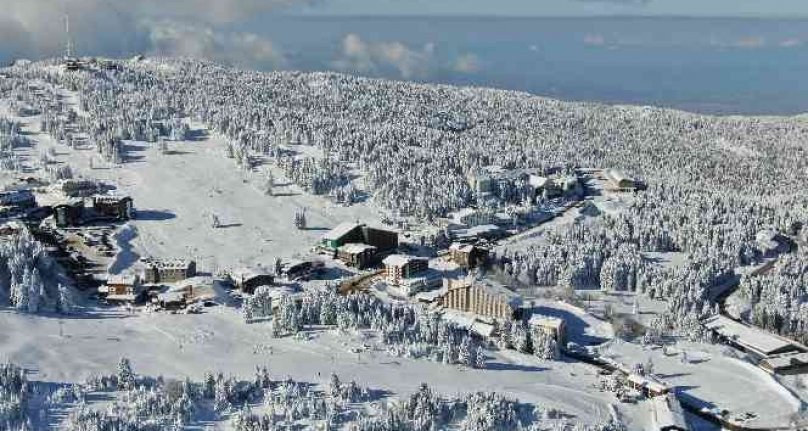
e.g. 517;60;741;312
157;291;187;303
529;314;565;330
383;254;424;267
339;243;376;254
107;274;139;286
322;222;362;241
144;258;196;270
761;352;808;370
651;394;688;431
447;277;522;307
703;315;800;357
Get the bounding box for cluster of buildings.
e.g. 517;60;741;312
54;195;133;227
100;257;199;308
465;166;583;203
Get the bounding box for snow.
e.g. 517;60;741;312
602;340;801;429
702;315;801;357
0;307;618;426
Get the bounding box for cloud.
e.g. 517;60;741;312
710;36;766;49
779;38;803;48
333;33;435;79
147;21;284;68
583;34;607;46
569;0;652;5
0;0;308;66
452;53;481;74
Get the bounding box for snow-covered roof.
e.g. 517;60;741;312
230;266;273;281
529;175;549;188
529;314;564;330
323;222;362;241
447;278;522;308
449;243;474;253
703;315;799;356
339;243;376;254
449;208;480;219
605;169;633;183
415;287;447;303
761;352;808;370
651;394;688;431
383;254;424;267
157;291;187;303
144;258;195;270
107;274;139;286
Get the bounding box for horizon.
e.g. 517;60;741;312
3;14;807;116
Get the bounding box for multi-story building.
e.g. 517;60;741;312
91;195;133;221
337;243;377;269
438;277;522;320
143;258;197;284
448;243;488;269
382;254;429;286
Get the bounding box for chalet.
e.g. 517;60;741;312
555;175;583;197
626;373;669;398
281;259;324;281
702;315;806;359
321;223;398;253
156;291;188;310
529;314;567;345
530;175;562;199
91;195;133;221
230;267;274;294
449;208;494;228
101;274;144;303
755;229;789;258
450;224;503;242
448;243;488;269
466;171;495;197
142;258;197;284
337;243;377;269
53;199;84;227
604;169;636;191
54;179;100;197
438;277;522;320
322;222;362;250
383;254;429;286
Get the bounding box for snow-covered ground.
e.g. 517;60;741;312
602;339;803;429
0;85;637;428
0;306;619;426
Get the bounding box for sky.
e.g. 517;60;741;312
1;1;807;114
293;0;808;17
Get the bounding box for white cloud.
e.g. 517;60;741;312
779;38;802;48
452;53;481;74
146;21;284;68
333;33;434;79
0;0;304;66
583;34;607;46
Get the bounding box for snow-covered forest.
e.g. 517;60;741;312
730;249;808;343
0;226;78;314
1;358;620;431
2;56;806;340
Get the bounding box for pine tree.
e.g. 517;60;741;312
117;357;135;390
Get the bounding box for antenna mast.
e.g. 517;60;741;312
64;13;74;58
